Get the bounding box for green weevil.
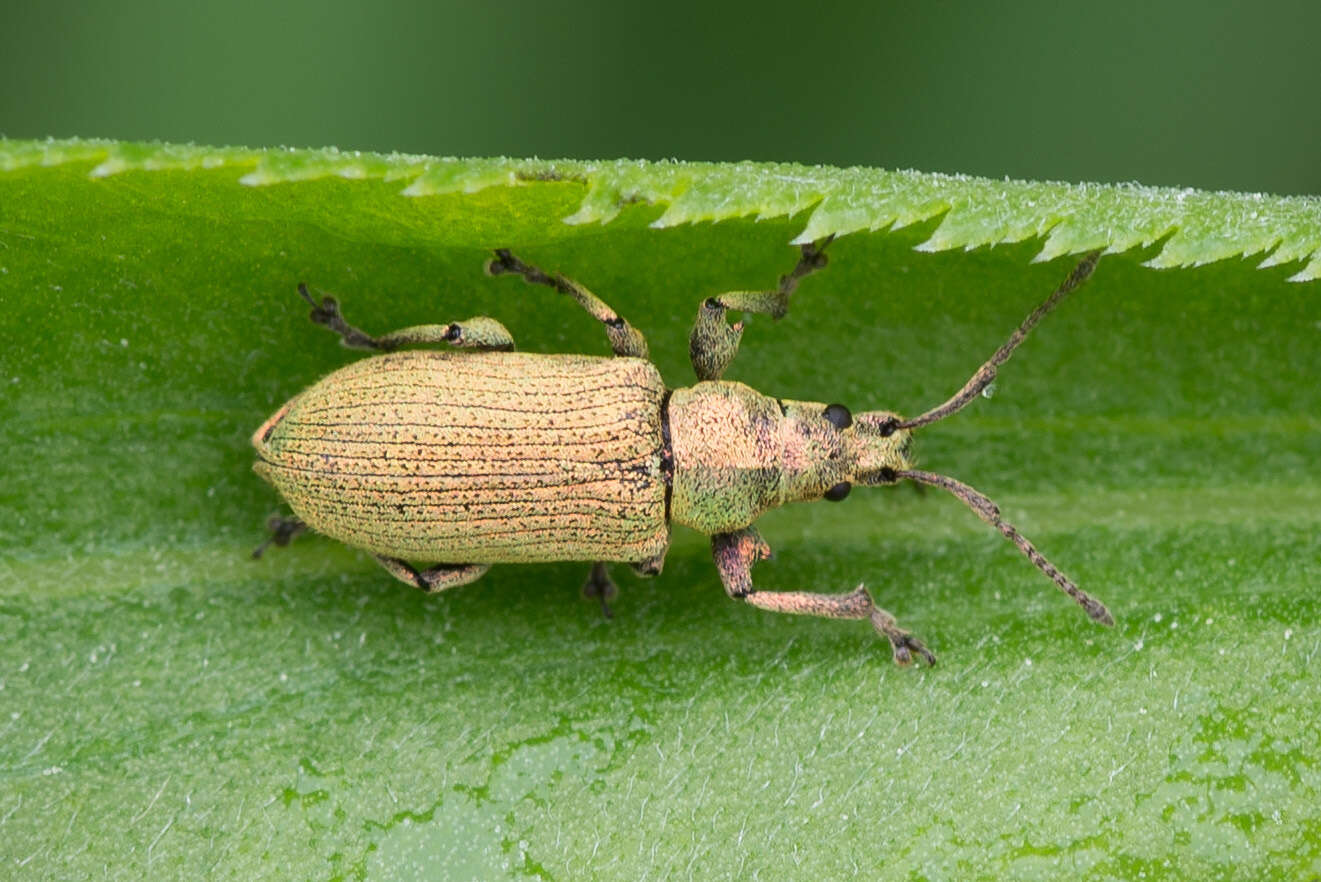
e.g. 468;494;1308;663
252;242;1112;665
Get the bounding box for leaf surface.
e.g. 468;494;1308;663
2;138;1318;880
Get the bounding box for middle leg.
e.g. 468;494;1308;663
582;547;667;619
374;556;491;594
582;562;619;619
485;250;649;358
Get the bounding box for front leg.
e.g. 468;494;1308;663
689;236;832;380
711;527;935;666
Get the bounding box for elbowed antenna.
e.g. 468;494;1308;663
880;251;1102;436
893;468;1113;626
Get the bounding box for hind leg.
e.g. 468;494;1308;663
251;515;307;559
296;284;515;352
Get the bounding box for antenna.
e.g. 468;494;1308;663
895;467;1113;626
882;251;1101;436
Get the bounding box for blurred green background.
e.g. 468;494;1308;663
2;0;1318;194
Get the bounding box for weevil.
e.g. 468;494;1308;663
252;243;1112;664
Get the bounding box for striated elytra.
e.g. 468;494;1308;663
253;243;1113;665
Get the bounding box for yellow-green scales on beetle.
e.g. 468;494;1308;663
255;352;670;566
253;243;1113;665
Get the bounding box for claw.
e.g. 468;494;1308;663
888;632;937;667
297;283;344;327
869;603;936;666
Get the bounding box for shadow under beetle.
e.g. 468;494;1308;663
252;242;1112;665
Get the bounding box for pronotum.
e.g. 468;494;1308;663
252;242;1112;665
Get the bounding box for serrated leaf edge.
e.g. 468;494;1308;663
3;137;1316;281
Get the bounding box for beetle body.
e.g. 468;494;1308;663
253;349;913;567
254;351;670;565
252;246;1111;665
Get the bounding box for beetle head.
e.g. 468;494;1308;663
848;410;915;486
773;401;913;505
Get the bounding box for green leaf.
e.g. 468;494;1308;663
3;137;1318;880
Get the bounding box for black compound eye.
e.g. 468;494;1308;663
824;481;852;502
823;403;852;430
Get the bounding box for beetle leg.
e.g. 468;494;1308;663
251;514;306;559
688;237;833;380
629;548;667;578
582;562;619;619
688;299;745;382
711;527;935;666
297;284;383;349
373;556;491;594
377;317;516;351
485;250;649;358
297;284;515;351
